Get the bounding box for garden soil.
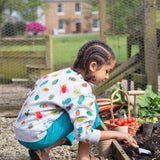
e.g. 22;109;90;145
121;116;160;160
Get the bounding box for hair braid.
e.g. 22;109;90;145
72;40;115;81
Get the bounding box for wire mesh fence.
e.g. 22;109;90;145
0;0;160;108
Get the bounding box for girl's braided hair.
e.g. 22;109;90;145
72;40;115;81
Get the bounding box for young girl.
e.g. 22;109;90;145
15;40;136;160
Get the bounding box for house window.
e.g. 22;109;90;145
92;19;99;31
58;19;65;32
57;3;64;15
75;3;81;14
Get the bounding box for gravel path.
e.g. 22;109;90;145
0;117;99;160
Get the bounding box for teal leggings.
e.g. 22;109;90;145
19;101;101;150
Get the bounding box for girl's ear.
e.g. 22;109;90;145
89;61;98;72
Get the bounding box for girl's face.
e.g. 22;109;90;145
89;60;115;86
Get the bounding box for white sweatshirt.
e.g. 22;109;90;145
15;68;101;143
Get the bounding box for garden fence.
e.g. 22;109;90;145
0;0;160;108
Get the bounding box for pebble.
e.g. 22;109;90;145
0;117;99;160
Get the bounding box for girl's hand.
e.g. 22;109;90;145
116;132;137;145
100;130;137;146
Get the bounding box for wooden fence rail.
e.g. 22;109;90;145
0;36;53;83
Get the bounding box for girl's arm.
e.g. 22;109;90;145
100;130;137;145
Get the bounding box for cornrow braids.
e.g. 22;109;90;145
72;40;115;81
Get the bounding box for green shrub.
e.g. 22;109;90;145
2;22;16;37
15;21;26;35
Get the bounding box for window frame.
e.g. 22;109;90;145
58;19;65;32
57;3;64;15
92;19;99;31
75;3;81;15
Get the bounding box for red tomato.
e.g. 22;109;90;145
110;119;113;124
116;120;123;126
130;122;136;126
131;117;136;122
119;118;125;125
135;122;140;126
127;118;132;123
123;123;129;126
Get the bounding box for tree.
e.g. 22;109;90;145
106;0;143;33
18;0;46;22
0;0;46;37
88;0;160;33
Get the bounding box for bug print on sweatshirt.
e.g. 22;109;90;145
40;80;48;87
43;75;48;79
86;111;93;117
48;94;54;100
21;121;25;125
29;91;35;97
73;89;81;95
28;123;33;129
60;84;68;94
78;95;85;104
75;109;80;116
50;109;59;114
76;117;86;123
68;77;76;81
52;79;59;85
62;98;71;105
85;139;90;143
77;127;83;137
25;109;30;116
82;83;87;87
35;111;44;120
23;102;28;107
42;88;49;91
89;101;94;106
66;70;71;74
39;104;48;108
34;95;39;101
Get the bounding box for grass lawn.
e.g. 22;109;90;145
0;33;139;65
52;33;139;65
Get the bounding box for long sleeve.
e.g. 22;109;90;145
68;94;101;143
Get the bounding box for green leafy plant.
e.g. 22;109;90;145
128;85;160;118
110;85;160;118
137;117;158;125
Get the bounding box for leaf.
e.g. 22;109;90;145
138;95;150;108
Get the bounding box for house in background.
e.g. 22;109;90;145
45;0;99;35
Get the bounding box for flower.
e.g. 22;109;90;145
26;22;46;33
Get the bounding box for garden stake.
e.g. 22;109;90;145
128;90;145;118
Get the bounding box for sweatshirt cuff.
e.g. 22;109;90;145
89;129;101;143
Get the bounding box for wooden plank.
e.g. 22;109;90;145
143;0;158;93
111;140;131;160
131;73;147;84
0;38;46;45
108;53;139;81
26;64;50;70
0;51;45;58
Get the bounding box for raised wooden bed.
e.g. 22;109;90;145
98;121;131;160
